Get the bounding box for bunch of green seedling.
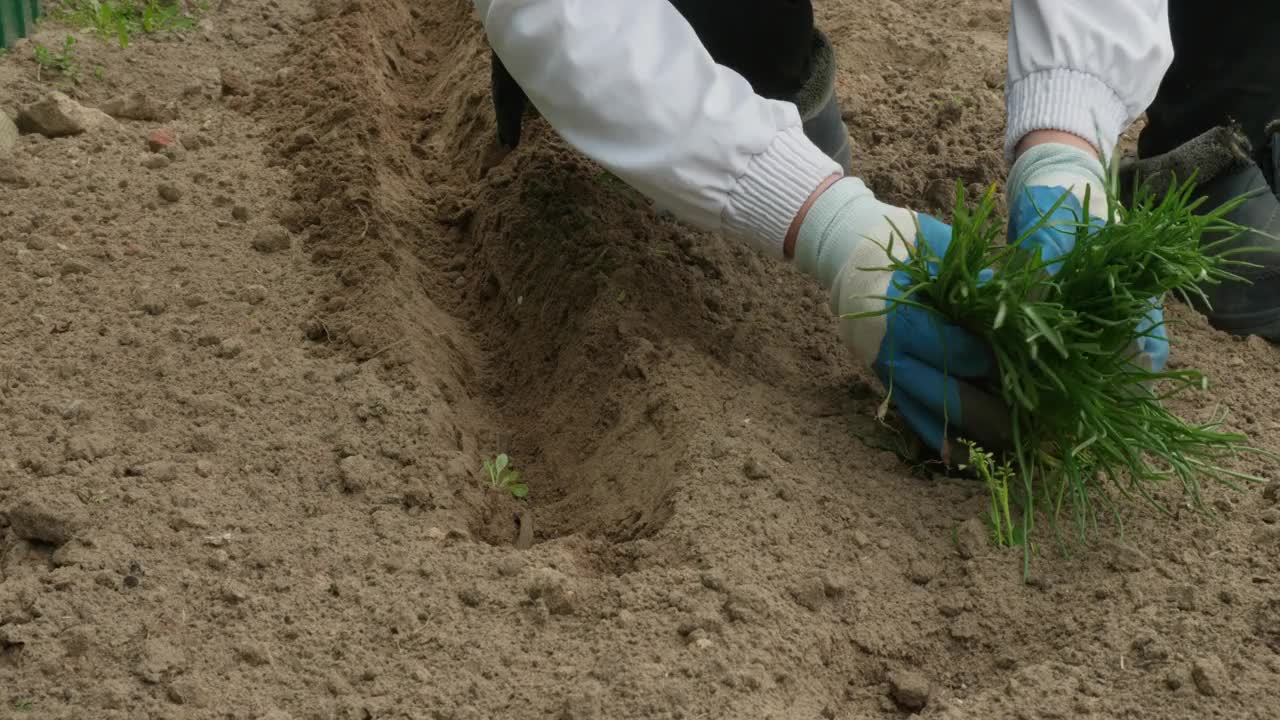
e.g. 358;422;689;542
483;453;528;498
849;166;1272;570
33;35;78;83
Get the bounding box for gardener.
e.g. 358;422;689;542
474;0;1280;458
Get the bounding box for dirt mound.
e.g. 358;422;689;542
2;0;1278;718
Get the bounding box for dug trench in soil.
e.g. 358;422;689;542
1;0;1279;718
262;0;1280;716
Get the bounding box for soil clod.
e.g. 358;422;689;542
158;184;183;203
252;227;292;253
954;518;989;559
1191;655;1227;697
17;92;115;137
5;492;87;545
102;92;176;122
888;669;931;711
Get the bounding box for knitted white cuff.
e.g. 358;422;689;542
1007;142;1109;219
1004;68;1130;164
722;125;844;258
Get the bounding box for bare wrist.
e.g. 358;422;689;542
1014;129;1099;161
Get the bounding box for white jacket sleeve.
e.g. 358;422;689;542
473;0;842;258
1005;0;1173;162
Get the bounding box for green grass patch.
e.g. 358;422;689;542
51;0;201;48
848;165;1275;572
33;34;79;84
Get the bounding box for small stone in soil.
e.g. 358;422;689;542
789;576;827;611
339;455;374;493
235;642;272;666
239;285;268;305
147;128;178;152
526;567;577;616
1264;479;1280;502
208;549;230;570
214;338;244;359
252;227;292;253
1106;541;1151;572
496;554;525;577
141;154;171;170
231;205;250;222
888;669;931;711
1191;655;1227;697
742;458;770;480
221;580;251;604
908;558;941;585
158;184;182;203
220;68;252;96
953;517;988;559
61;260;91;276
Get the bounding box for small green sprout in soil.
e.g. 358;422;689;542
848;166;1274;568
961;439;1021;548
33;35;79;83
483;453;528;499
53;0;198;48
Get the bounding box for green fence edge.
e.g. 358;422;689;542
0;0;42;51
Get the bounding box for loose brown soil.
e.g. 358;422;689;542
2;1;1279;718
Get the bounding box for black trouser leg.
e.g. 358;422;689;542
1138;1;1280;185
668;0;816;100
489;0;818;148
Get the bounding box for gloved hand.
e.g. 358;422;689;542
1007;142;1169;373
795;177;1012;459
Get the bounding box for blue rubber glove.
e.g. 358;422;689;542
795;177;1011;457
1008;143;1169;373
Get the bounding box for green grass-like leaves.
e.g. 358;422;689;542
54;0;199;48
848;168;1273;566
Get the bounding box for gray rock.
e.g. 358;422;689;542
17;92;115;138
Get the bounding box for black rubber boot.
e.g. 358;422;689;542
1122;124;1280;341
789;30;853;175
